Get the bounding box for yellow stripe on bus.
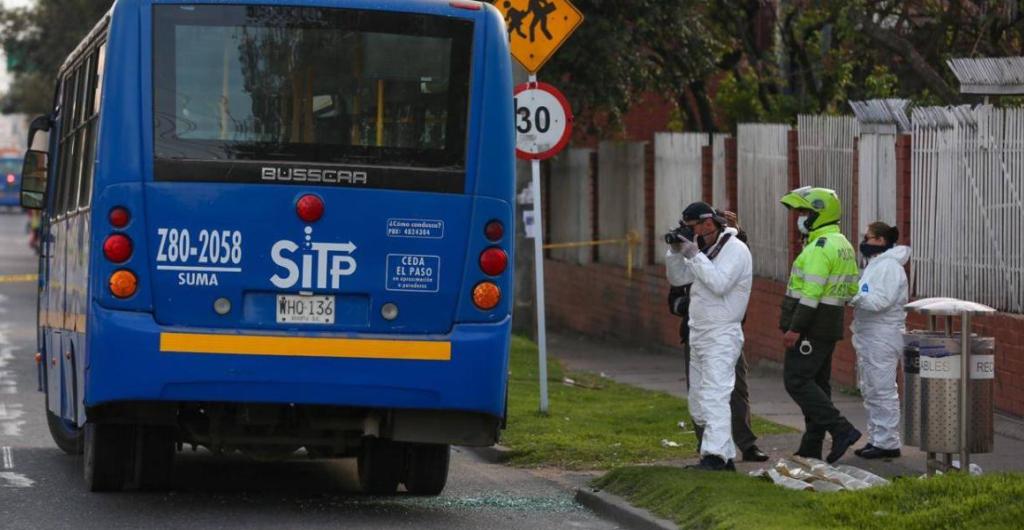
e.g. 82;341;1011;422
159;332;452;361
0;274;38;283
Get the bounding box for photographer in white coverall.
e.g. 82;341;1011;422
665;202;753;471
850;222;910;459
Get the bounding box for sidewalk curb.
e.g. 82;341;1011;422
575;487;678;530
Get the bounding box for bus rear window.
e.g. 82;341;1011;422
153;5;472;173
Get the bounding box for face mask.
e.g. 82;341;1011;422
859;242;887;259
797;215;810;235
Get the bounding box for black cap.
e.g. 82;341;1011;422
682;202;721;223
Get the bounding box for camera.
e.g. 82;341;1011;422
663;225;695;245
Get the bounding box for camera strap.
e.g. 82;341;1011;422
703;233;732;261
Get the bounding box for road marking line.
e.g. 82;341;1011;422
2;446;12;469
0;274;37;284
0;472;34;488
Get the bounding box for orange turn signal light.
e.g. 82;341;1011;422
473;282;501;310
109;270;138;299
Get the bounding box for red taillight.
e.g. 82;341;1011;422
103;234;132;263
108;207;130;228
485;220;504;242
450;0;482;10
296;194;324;223
479;247;508;276
5;174;14;184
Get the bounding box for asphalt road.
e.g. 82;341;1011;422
0;212;617;530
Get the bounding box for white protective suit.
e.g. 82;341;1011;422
850;245;911;451
665;227;753;461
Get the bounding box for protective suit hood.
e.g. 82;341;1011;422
871;245;911;266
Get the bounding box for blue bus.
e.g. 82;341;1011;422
0;157;21;208
18;0;514;493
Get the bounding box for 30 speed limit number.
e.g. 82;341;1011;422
513;82;573;160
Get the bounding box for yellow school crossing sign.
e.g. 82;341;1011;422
493;0;584;73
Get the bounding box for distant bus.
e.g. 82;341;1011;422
0;157;21;208
19;0;514;493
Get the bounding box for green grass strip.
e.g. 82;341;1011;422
595;466;1024;529
501;335;791;469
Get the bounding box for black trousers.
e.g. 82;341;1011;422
783;336;854;458
683;342;758;452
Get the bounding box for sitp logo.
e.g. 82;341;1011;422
270;226;357;289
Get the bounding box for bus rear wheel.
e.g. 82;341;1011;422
129;426;176;491
357;438;403;495
46;410;83;455
403;443;450;496
83;423;131;492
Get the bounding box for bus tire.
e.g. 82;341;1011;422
83;423;131;492
357;438;402;495
403;443;450;496
46;410;83;455
131;426;176;491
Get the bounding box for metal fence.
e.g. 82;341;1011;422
738;124;791;281
911;106;1024;313
797;115;859;243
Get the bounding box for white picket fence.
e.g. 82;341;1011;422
653;133;707;263
797;115;859;242
711;133;730;209
737;124;791;281
911;106;1024;313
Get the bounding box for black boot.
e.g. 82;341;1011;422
857;446;900;459
826;427;863;464
686;455;735;471
742;445;769;462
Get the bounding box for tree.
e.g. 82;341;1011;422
0;0;114;114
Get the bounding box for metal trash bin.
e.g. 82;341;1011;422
919;335;995;454
901;331;945;447
904;298;997;474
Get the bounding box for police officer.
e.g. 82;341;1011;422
779;187;862;463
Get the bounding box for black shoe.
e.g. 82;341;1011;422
742;445;769;462
853;444;875;457
826;427;863;464
857;446;901;459
686;455;735;471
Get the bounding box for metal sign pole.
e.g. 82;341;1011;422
960;314;971;471
528;73;550;414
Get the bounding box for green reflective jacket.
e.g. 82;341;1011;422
779;225;860;341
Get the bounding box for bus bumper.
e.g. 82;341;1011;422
84;305;511;434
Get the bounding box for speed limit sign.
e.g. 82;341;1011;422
513;82;573;160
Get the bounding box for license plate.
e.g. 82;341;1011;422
276;294;335;324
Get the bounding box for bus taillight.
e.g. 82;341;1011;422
296;194;324;223
479;248;507;276
108;207;131;228
103;234;133;263
473;282;500;310
5;174;13;184
109;270;138;299
484;220;504;242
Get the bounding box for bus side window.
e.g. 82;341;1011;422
79;43;105;209
52;71;76;219
68;54;93;210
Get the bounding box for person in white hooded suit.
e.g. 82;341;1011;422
666;202;752;471
850;222;911;459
